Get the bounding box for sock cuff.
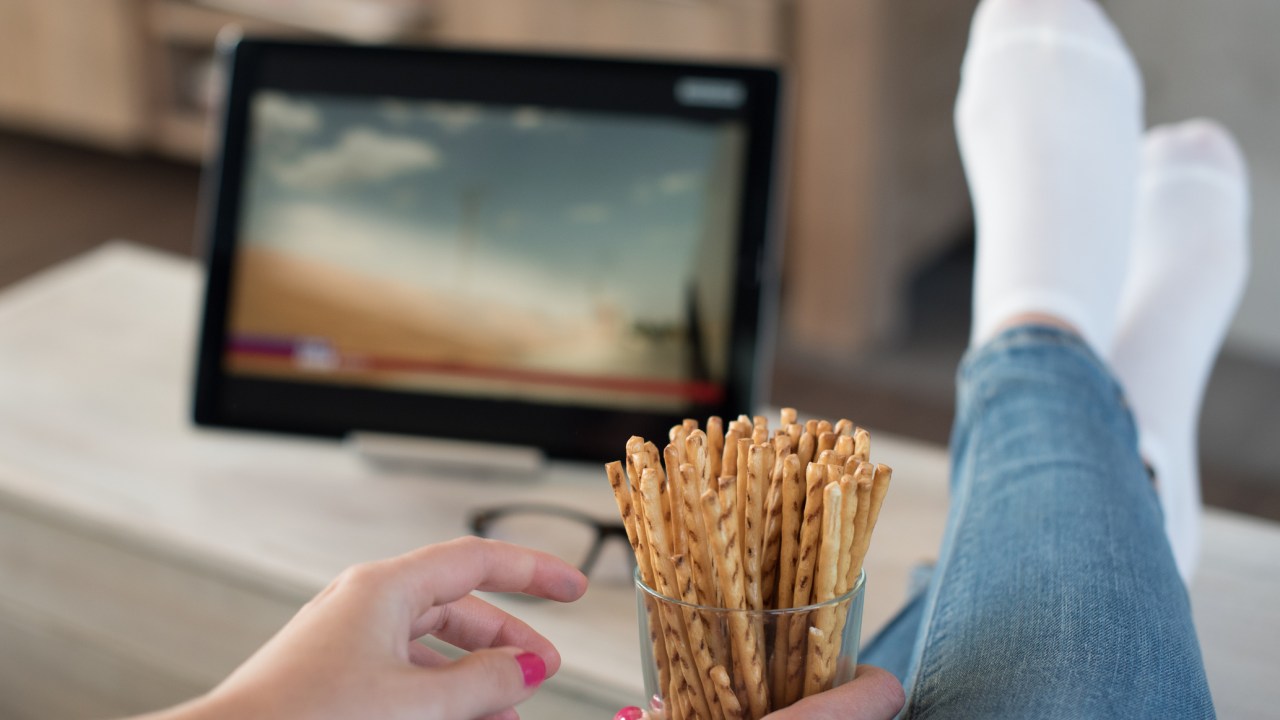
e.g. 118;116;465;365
975;289;1114;358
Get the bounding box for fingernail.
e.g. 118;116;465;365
516;652;546;688
614;707;644;720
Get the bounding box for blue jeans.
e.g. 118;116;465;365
860;326;1215;718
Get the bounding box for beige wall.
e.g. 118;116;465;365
1110;0;1280;362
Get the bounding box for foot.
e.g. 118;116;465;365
1111;119;1250;582
957;0;1144;356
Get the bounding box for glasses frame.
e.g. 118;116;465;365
468;503;634;577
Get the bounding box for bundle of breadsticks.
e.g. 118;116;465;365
605;409;893;720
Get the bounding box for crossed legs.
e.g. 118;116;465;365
861;0;1248;715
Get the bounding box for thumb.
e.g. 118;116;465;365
416;647;548;719
763;665;904;720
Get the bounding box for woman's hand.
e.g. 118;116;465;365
762;665;905;720
148;536;587;720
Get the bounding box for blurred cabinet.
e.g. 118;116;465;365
0;0;976;373
0;0;149;149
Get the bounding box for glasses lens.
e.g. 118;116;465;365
481;510;599;570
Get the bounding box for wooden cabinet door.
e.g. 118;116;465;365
0;0;149;149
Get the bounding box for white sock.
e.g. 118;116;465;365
1111;119;1250;583
957;0;1144;355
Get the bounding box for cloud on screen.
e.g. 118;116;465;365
567;203;611;224
255;92;322;135
422;102;484;134
270;127;442;190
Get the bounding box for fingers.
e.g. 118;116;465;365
408;639;451;668
413;594;562;676
390;537;588;618
762;665;904;720
413;646;547;719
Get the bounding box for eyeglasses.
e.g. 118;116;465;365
469;503;635;581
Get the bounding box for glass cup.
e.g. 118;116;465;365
635;570;866;720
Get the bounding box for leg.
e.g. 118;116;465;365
865;0;1228;714
1111;121;1250;581
901;326;1213;717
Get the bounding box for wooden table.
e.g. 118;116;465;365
0;243;1275;718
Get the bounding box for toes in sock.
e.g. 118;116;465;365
959;0;1144;355
1111;119;1250;582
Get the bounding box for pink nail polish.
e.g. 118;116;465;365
515;652;546;688
614;707;644;720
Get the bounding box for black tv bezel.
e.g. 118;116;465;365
192;38;783;462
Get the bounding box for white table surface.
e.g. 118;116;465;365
0;242;1275;717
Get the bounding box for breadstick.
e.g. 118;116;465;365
829;465;878;669
803;626;829;698
790;463;827;608
677;465;715;604
673;690;690;720
680;463;728;667
783;463;828;704
771;434;792;479
722;428;741;501
816;420;833;436
853;427;871;462
752;424;769;446
701;479;769;718
760;469;785;609
684;430;708;485
608;461;673;697
625;436;645;511
744;444;768;612
797;430;816;470
736;436;751;566
850;467;874;578
769;454;803;698
704;477;747;699
786;421;802;449
606;462;649;584
669;425;689;462
834;474;860;597
817;431;837;456
707;416;724;480
643;442;666;483
851;464;894;582
834;433;855;464
673;553;724;719
622;446;676;700
644;443;672;540
827;472;862;656
803;481;843;697
710;666;745;720
843;454;860;477
641;470;713;720
834;418;855;436
780;407;798;426
664;443;687;556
